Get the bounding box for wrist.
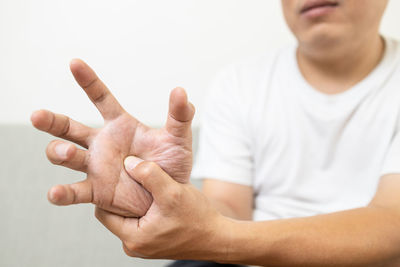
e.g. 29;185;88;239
209;219;272;265
200;214;239;264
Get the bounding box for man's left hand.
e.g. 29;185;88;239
95;156;231;260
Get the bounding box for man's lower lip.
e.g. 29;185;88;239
301;5;338;18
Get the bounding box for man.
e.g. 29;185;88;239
32;0;400;265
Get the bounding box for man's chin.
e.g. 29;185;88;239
298;25;348;51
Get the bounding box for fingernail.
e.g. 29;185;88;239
124;156;143;171
55;143;70;159
48;187;58;203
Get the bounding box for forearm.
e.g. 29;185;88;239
208;198;240;220
213;207;400;266
208;198;249;220
201;179;253;221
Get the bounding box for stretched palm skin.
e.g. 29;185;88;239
31;59;194;217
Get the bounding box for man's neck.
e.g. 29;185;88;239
296;35;385;95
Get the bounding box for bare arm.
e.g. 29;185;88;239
202;179;253;220
222;174;400;266
95;164;400;266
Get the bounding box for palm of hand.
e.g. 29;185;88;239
88;115;192;217
31;59;194;217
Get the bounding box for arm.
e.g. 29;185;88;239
96;161;400;266
202;179;253;220
222;174;400;266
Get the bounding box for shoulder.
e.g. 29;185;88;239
384;37;400;73
378;37;400;97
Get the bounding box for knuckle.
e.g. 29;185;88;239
58;116;71;137
46;112;56;132
167;186;183;205
93;90;108;103
122;243;134;257
169;187;182;199
123;240;140;253
123;240;152;258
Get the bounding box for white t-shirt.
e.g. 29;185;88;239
192;37;400;221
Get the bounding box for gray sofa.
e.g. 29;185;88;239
0;125;200;267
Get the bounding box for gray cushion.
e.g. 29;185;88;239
0;124;200;267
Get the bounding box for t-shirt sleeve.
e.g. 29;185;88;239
191;66;253;186
381;129;400;176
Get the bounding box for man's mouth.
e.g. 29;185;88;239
300;0;339;16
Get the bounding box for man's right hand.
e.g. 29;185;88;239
31;59;195;218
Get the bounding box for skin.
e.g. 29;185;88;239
31;59;195;217
202;179;253;220
96;157;228;260
37;0;400;265
282;0;388;94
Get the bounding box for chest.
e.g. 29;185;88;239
249;84;400;195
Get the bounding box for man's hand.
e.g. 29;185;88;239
31;59;195;217
95;156;229;260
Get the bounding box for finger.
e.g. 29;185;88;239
124;156;177;202
46;140;88;172
48;180;93;205
95;207;137;241
31;109;92;149
165;87;195;138
70;58;125;121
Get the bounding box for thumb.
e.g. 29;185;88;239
124;156;177;202
165;87;195;139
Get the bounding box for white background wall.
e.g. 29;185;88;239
1;0;399;127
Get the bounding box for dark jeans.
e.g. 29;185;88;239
167;260;245;267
